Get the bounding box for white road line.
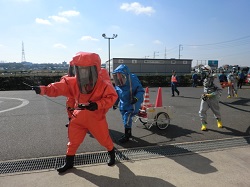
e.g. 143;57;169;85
0;97;29;114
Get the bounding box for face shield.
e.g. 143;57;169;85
75;66;98;94
232;68;237;73
202;66;212;78
113;72;127;86
68;65;75;77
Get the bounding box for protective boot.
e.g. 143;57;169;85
201;124;207;131
107;148;116;166
57;155;75;173
119;128;131;143
217;120;223;128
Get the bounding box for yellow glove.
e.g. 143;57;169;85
205;94;213;98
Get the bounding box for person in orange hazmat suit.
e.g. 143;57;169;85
65;66;112;128
32;52;118;173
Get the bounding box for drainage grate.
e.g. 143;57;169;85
1;136;249;175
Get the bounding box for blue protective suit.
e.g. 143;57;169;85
113;64;145;128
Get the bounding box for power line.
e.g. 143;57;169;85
184;35;250;47
143;35;250;60
182;35;250;60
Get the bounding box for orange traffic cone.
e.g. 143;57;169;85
142;87;150;108
155;87;163;107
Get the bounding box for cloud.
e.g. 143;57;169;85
36;10;79;26
53;43;67;49
80;36;99;41
58;10;80;17
110;25;121;30
49;16;69;23
120;2;155;15
35;18;51;25
153;40;162;44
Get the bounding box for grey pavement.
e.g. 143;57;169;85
1;146;250;187
1;86;250;161
0;86;250;186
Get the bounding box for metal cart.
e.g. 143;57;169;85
134;106;174;130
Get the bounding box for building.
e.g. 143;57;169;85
106;58;192;76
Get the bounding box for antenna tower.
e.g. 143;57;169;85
21;41;26;62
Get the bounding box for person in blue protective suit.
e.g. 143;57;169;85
112;64;145;143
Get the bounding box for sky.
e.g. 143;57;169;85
1;0;250;68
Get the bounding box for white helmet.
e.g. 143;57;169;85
203;65;212;77
232;67;237;73
203;65;211;71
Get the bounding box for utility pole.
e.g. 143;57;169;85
102;33;118;76
178;44;183;59
21;41;26;62
164;47;167;59
153;51;159;59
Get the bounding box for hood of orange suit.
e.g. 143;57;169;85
71;52;101;73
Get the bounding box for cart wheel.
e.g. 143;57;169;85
139;117;148;124
155;112;170;130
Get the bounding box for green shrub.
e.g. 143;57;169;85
0;74;202;90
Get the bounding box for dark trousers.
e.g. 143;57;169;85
192;79;198;87
237;79;244;88
171;82;179;96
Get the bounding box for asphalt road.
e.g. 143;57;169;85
0;86;249;161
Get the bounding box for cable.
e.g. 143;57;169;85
41;95;66;108
23;82;66;108
184;35;250;47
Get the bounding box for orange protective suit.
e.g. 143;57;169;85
65;67;112;119
59;74;75;119
66;97;75;119
62;60;76;120
39;52;118;155
100;68;112;85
